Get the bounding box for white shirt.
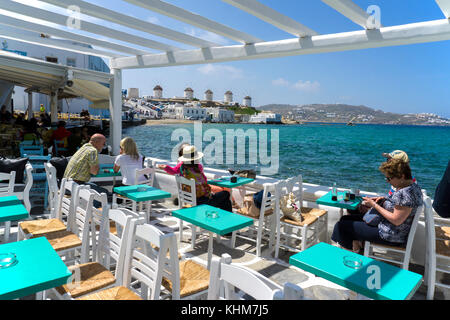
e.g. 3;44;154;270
115;154;145;185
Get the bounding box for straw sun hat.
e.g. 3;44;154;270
382;150;409;163
178;145;204;162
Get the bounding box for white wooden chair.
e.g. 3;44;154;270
363;192;425;270
274;175;328;258
0;163;33;213
44;162;60;218
51;195;142;300
175;175;199;247
122;223;209;300
17;179;82;244
423;196;450;300
235;182;278;257
135;167;156;221
207;253;304;300
0;171;16;242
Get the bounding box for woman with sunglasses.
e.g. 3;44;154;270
331;159;423;253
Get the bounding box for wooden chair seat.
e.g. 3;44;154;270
162;260;209;298
366;242;406;252
20;218;67;236
237;207;273;218
304;207;327;217
34;230;82;252
436;239;450;258
436;226;450;241
55;262;116;298
77;286;142;300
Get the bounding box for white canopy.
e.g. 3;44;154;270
1;0;449;153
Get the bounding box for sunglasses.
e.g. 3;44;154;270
385;176;392;182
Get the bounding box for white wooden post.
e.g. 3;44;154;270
109;68;122;155
50;91;58;123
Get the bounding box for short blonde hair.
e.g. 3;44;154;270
120;137;140;160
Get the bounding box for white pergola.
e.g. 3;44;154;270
1;0;450;154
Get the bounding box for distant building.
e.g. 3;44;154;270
128;88;139;99
243;96;252;107
249;113;282;124
184;87;194;100
204;89;213;101
224;90;233;104
153;85;163;98
175;104;206;120
206;107;234;122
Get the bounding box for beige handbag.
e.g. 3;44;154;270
279;192;303;222
237;195;260;218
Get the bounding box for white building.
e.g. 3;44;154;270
153;85;163;98
249;113;282;124
1;30;110;115
184;87;194;100
243;96;252;107
128;88;139;99
224;90;233;104
204;89;213;101
206;107;234;122
176;104;206;120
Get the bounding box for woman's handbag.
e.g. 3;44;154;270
362;208;382;226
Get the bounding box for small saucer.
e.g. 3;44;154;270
0;253;18;269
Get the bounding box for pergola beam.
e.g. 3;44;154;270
0;26;125;59
222;0;318;37
111;19;450;69
0;14;148;56
0;1;178;52
436;0;450;18
39;0;218;48
124;0;263;44
321;0;380;29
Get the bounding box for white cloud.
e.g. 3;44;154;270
293;80;321;92
184;27;231;46
272;78;290;87
146;16;160;24
197;64;243;79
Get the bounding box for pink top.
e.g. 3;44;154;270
164;162;203;175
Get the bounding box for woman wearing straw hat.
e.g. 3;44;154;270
178;145;232;212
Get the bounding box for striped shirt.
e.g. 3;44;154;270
63;143;98;182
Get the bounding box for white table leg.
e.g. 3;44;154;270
4;221;10;242
207;231;214;270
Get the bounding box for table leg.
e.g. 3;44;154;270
4;221;10;242
207;231;214;270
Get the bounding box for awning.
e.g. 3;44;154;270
0;50;112;108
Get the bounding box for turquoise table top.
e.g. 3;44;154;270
0;195;29;223
0;237;72;300
316;191;362;210
289;242;423;300
208;176;254;188
93;168;122;178
172;204;253;235
114;184;172;202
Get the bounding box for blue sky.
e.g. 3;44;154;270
12;0;450;117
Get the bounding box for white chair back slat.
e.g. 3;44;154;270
135;167;155;186
0;171;15;195
44;162;59;215
175;175;197;207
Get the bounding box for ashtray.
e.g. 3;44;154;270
205;210;219;219
0;253;18;269
137;187;148;192
343;256;363;269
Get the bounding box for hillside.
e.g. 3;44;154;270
256;103;450;125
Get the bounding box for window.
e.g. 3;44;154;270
66;58;76;67
45;56;58;63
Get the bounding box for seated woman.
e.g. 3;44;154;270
331;159;423;253
178;145;232;212
113;137;145;186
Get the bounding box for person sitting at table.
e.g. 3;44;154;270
63;133;111;204
178;145;232;212
331;159;423;253
113;137;145;186
157;143;231;196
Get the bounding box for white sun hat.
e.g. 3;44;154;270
178;145;204;163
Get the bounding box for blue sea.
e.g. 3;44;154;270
123;123;450;198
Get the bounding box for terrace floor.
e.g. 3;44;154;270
4;191;449;301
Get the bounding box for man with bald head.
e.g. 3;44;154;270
64;133;111;203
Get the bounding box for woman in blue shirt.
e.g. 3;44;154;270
331;159;423;252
